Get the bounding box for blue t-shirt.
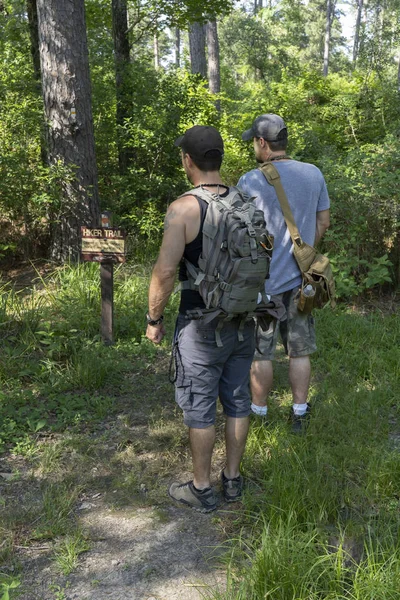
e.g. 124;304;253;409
238;160;330;295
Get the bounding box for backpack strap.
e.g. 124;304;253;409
259;162;303;249
178;185;250;206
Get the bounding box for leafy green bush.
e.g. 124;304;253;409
322;135;400;294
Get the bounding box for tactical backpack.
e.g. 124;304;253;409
178;185;276;345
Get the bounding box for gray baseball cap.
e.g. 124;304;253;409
242;114;287;142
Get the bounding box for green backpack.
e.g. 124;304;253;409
178;186;274;344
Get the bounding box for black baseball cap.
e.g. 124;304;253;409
174;125;224;160
242;114;287;142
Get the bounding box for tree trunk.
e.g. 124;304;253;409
358;1;368;58
26;0;41;83
154;32;159;69
189;22;207;78
206;20;221;112
112;0;133;174
37;0;100;262
175;27;180;67
254;0;263;14
397;54;400;92
27;0;47;166
353;0;363;64
323;0;332;76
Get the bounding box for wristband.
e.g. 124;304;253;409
146;313;164;326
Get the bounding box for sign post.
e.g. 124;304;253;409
80;217;126;345
100;262;114;345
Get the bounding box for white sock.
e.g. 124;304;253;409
293;403;308;416
251;403;267;416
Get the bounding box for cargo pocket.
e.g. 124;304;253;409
308;315;316;344
175;376;192;411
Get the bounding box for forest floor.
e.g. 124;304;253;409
0;352;237;600
1;262;399;600
0;262;239;600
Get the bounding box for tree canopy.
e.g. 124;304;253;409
0;0;399;294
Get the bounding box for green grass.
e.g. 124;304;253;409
210;306;400;599
0;263;399;597
54;530;90;575
0;262;176;450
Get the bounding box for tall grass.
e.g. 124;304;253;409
211;307;400;599
0;262;173;450
1;263;399;597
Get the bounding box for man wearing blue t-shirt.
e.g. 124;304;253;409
238;114;330;432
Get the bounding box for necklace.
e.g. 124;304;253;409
269;155;291;161
194;183;229;188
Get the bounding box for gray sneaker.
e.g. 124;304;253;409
221;470;244;503
168;480;217;513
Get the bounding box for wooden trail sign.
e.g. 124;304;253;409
80;226;126;263
80;222;126;345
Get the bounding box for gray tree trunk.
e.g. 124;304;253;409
27;0;47;166
398;54;400;92
154;32;159;69
27;0;41;83
353;0;363;64
175;27;180;67
323;0;332;76
37;0;100;262
189;22;207;78
112;0;133;174
206;20;221;112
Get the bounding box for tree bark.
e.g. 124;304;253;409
154;32;159;69
112;0;133;174
175;27;180;67
26;0;41;83
397;54;400;92
323;0;332;76
189;22;207;78
37;0;100;262
353;0;363;64
206;20;221;112
27;0;47;166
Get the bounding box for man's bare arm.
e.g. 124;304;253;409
146;201;187;344
315;209;330;245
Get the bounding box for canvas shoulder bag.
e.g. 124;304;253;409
259;162;336;313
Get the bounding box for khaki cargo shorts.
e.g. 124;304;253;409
254;287;317;360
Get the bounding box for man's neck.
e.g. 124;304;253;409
190;171;225;187
267;151;287;161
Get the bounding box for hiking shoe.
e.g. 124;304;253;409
168;480;217;513
221;470;244;503
290;403;311;434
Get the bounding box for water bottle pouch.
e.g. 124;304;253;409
296;282;315;315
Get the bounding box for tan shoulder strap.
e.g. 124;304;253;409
259;162;302;248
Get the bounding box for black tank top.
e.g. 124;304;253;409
178;197;207;313
178;187;229;314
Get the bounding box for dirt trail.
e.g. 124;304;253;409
17;505;226;600
0;263;232;600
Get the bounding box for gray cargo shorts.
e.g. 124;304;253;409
254;287;317;360
172;314;255;429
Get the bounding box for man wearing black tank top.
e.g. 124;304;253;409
146;126;255;512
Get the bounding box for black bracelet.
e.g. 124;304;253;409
146;313;164;326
